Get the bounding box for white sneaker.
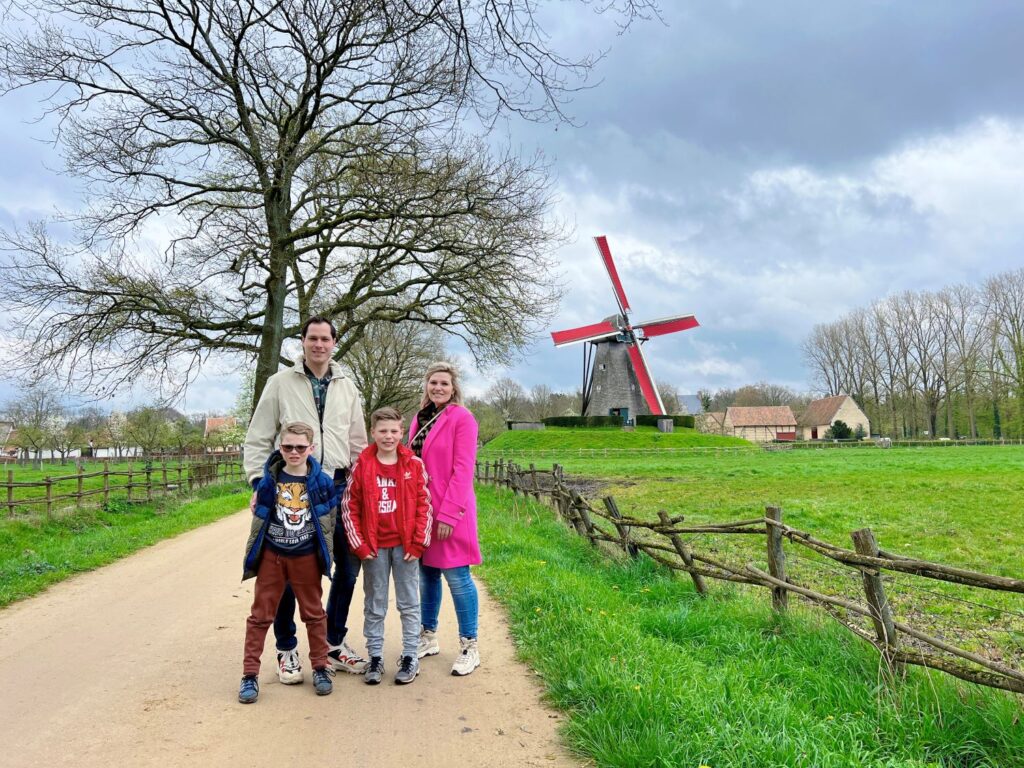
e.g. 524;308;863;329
417;628;440;659
277;649;303;685
451;636;480;676
328;640;369;674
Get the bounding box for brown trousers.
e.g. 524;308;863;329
243;551;328;675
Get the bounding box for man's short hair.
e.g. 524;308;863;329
370;407;403;429
280;421;315;444
300;316;337;340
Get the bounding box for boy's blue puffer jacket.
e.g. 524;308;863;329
242;451;337;581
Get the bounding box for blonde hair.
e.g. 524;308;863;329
419;361;464;409
370;406;404;429
279;421;315;444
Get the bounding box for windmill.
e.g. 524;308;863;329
551;236;699;421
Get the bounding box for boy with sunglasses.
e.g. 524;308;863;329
238;421;338;703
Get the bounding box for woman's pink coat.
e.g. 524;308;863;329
409;404;481;568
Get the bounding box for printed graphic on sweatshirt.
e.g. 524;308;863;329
266;480;316;553
377;474;397;515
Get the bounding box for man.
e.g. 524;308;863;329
244;316;369;683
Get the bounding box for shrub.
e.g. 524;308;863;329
825;419;852;440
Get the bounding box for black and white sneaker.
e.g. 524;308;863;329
394;655;419;685
364;656;384;685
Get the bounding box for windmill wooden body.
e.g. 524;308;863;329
551;236;699;421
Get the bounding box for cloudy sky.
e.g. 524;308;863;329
3;1;1024;412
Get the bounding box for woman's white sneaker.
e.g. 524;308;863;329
451;636;480;676
417;628;440;659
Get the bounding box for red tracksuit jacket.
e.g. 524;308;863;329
340;443;433;560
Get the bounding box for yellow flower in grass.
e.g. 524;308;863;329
632;684;641;691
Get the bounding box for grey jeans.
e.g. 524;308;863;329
362;545;421;658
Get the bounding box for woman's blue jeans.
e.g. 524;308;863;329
420;564;478;639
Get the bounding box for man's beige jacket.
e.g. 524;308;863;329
244;357;368;485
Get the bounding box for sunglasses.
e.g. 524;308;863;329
281;444;310;453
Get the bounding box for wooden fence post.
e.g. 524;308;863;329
529;463;541;501
76;466;84;508
851;528;899;670
765;505;788;612
484;461;491;484
574;493;598;546
7;469;14;517
603;496;639;558
103;461;110;506
45;477;53;519
127;466;134;502
162;463;168;491
145;464;153;501
658;510;707;596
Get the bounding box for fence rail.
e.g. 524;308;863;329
475;458;1024;696
3;456;246;518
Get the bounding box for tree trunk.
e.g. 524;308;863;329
251;196;294;409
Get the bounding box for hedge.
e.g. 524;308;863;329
541;416;622;428
635;414;696;429
540;414;696;429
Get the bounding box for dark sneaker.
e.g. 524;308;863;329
312;667;334;696
364;656;384;685
395;655;419;685
238;675;259;704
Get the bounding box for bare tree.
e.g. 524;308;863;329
0;0;656;407
340;318;446;420
526;384;558;421
985;269;1024;437
486;377;526;420
4;385;65;465
656;382;681;414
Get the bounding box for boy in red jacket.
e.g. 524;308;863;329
341;407;433;685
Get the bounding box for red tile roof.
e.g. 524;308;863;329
204;416;237;438
798;395;849;427
726;406;797;427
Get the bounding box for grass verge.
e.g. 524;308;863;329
476;485;1024;768
0;482;249;607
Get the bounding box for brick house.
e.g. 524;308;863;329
723;406;798;443
798;395;870;440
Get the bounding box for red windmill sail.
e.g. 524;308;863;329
550;237;699;417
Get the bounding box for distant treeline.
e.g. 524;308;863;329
802;268;1024;439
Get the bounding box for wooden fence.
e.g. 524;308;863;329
3;456;246;518
476;458;1024;696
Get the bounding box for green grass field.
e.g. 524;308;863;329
0;482;249;607
476;485;1024;767
484;426;751;452
1;458;244;517
483;429;1024;574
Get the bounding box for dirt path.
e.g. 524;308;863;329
0;510;580;768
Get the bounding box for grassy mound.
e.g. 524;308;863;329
483;426;751;452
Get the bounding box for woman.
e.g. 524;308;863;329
409;361;481;676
